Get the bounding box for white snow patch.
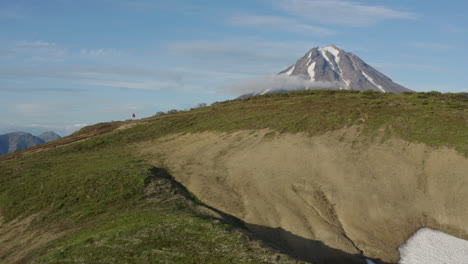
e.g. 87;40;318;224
343;79;350;89
361;71;386;93
307;51;312;59
318;48;334;71
398;228;468;264
308;62;316;81
318;45;341;73
286;66;295;76
259;88;271;95
365;259;376;264
322;45;340;64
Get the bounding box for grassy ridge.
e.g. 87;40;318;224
74;90;468;155
0;90;466;263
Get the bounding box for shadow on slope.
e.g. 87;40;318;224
246;223;391;264
148;167;390;264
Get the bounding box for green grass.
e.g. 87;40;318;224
0;142;300;263
36;208;285;264
0;90;466;263
0;146;149;223
73;90;468;155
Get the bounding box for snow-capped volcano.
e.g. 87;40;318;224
279;45;410;93
239;45;411;98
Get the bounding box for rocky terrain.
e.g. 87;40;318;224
240;45;411;98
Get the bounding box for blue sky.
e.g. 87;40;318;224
0;0;466;136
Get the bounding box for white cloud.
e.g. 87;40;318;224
15;103;52;113
79;48;122;58
409;42;454;50
0;87;87;93
276;0;418;26
165;38;314;74
2;40;128;63
0;65;186;91
229;14;335;35
100;104;146;113
444;25;465;34
16;40;56;48
11;40;67;62
1;123;89;136
223;74;342;96
64;123;88;132
89;80;182;90
123;104;139;110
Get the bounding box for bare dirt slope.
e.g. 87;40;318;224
138;127;468;263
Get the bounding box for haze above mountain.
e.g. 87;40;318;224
237;45;412;98
0;131;61;156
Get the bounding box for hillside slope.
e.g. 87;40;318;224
0;90;467;263
139;128;467;263
0;134;306;264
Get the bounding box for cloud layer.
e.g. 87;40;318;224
224;74;342;95
228;14;335;35
276;0;418;26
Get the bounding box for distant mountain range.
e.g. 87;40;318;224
0;131;61;156
240;45;411;98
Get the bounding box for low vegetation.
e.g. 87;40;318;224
0;90;466;263
77;90;468;155
0;143;301;263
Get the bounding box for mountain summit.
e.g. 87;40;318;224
0;131;61;156
0;132;44;156
38;131;62;143
279;45;410;93
240;45;412;98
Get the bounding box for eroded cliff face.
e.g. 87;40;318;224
138;127;468;263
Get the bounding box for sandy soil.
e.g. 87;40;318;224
138;127;468;263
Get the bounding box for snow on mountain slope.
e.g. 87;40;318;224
238;45;411;98
362;71;386;93
285;66;295;76
307;62;316;81
280;45;410;92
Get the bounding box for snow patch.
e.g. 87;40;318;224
343;79;350;89
365;259;376;264
318;45;341;73
361;71;386;93
259;88;271;95
398;228;468;264
308;62;316;81
322;45;340;64
307;51;312;59
286;66;295;76
318;48;335;71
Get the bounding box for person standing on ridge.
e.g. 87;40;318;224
132;113;136;120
